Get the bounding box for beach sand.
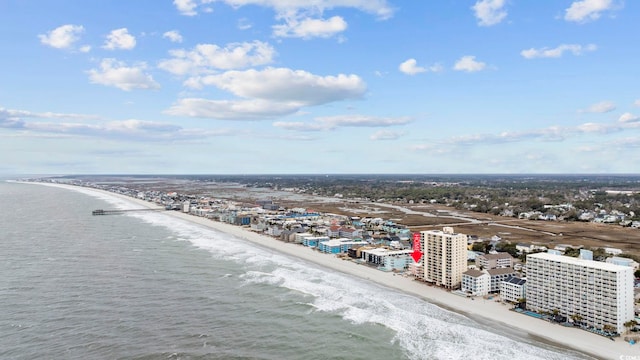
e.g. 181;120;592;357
30;182;640;360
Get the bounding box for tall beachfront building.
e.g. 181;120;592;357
420;227;467;289
526;252;634;334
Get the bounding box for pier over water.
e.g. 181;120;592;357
92;209;165;216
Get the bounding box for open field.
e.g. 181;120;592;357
281;200;640;257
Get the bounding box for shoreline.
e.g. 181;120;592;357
19;181;637;360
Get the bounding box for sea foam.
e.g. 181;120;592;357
134;211;579;360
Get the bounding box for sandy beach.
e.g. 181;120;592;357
28;182;640;360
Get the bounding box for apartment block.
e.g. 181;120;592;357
462;269;490;296
420;227;467;289
525;252;634;334
476;252;513;269
487;268;518;293
500;276;526;303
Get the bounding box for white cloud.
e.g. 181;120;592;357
189;67;366;105
174;0;393;19
577;122;613;133
370;130;403;140
174;0;198;15
38;24;84;49
272;121;326;131
399;59;426;75
582;100;616;113
166;98;300;120
453;56;486;72
213;0;394;20
1;107;229;141
174;0;215;16
88;59;160;91
564;0;614;23
317;114;411;128
521;44;597;59
274;115;411;131
79;45;92;53
273;16;347;39
472;0;507;26
158;41;276;75
168;68;366;120
103;28;136;50
0;107;99;126
409;114;640;154
163;30;183;43
619;112;640;123
634;99;640;107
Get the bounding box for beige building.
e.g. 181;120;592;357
476;252;513;269
420;227;467;289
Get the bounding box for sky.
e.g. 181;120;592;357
1;0;639;175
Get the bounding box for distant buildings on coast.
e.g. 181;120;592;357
34;179;640;339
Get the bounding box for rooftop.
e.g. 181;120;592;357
487;268;517;276
463;269;486;278
528;252;633;272
478;252;513;260
503;276;526;286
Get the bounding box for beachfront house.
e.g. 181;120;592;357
293;232;314;244
500;276;526;303
318;239;363;254
359;248;412;271
302;236;330;248
461;269;490;296
487;268;518;293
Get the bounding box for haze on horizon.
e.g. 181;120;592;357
1;1;639;175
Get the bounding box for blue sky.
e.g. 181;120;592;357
1;0;639;174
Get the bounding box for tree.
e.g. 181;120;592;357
563;247;581;257
471;241;490;254
603;324;615;334
495;242;519;258
624;320;638;334
570;314;583;326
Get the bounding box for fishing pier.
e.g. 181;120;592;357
92;208;165;216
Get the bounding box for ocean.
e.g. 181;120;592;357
0;181;591;360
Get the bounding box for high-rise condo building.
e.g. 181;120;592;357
526;252;634;334
420;227;467;289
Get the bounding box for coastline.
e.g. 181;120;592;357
22;181;637;360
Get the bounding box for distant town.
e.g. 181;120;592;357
30;175;640;344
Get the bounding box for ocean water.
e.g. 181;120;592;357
0;182;591;360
